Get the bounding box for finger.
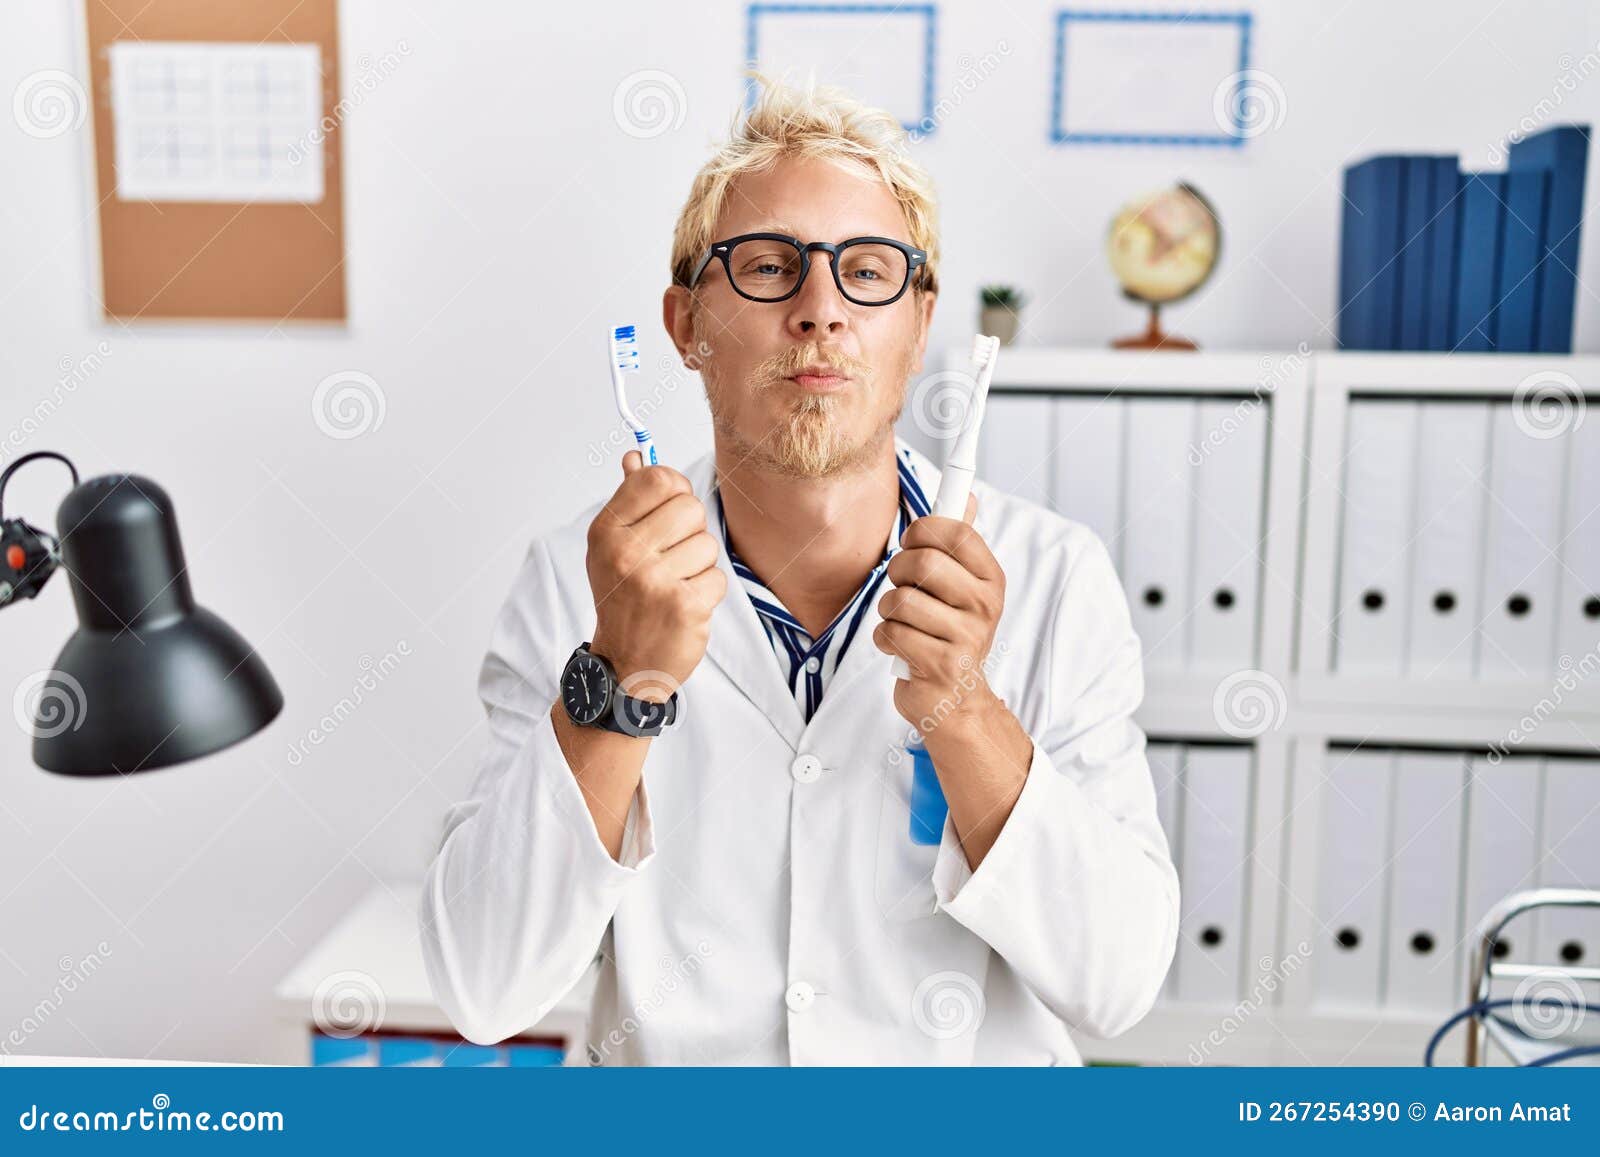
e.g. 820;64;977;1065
899;514;1001;581
963;491;978;525
685;563;729;611
602;464;693;526
659;529;720;580
886;548;985;610
877;585;960;642
628;491;707;554
873;619;947;677
622;449;642;476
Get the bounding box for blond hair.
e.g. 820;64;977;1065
670;73;940;298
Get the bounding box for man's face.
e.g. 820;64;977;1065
665;155;937;478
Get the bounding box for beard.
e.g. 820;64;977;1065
695;310;913;479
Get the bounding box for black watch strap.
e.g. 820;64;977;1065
567;642;678;738
599;685;677;738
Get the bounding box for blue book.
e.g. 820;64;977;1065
440;1043;503;1067
508;1044;567;1066
377;1037;438;1067
1339;156;1406;349
1493;168;1551;353
1426;158;1461;350
1397;156;1438;350
1452;172;1507;351
1509;124;1590;352
311;1033;374;1066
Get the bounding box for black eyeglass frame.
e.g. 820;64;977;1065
686;232;929;306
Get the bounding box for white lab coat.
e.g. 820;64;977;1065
420;436;1179;1065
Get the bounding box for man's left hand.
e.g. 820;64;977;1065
873;493;1007;735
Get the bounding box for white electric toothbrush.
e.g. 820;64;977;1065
609;324;657;466
891;334;1000;681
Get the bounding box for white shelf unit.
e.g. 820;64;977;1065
274;882;593;1065
959;346;1600;1066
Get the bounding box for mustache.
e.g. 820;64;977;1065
750;345;873;389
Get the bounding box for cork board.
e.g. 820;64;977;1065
85;0;346;322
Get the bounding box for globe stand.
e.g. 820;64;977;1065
1113;300;1197;351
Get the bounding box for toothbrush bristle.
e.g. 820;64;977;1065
971;333;998;369
610;324;640;372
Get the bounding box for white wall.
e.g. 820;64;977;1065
0;0;1596;1062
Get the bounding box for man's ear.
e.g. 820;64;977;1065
662;285;697;362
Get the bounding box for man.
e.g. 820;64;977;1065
420;78;1179;1065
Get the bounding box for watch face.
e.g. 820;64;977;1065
562;653;610;725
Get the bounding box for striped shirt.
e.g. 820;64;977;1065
713;446;932;723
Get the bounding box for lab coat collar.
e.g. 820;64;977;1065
685;435;943;753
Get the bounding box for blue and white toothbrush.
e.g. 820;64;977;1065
891;333;999;681
893;333;1001;845
609;324;657;465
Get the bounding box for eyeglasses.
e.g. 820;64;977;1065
686;233;928;306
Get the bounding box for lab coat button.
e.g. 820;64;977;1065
790;754;822;783
785;981;815;1012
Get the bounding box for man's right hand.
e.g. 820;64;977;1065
584;450;727;702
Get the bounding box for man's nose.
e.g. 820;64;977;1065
786;252;849;337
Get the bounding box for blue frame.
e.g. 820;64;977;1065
745;4;938;136
1051;10;1253;147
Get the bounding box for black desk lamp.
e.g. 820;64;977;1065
1;452;283;775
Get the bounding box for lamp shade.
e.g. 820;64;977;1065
31;474;283;776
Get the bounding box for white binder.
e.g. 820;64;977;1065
1172;744;1250;1006
1405;403;1491;678
1146;741;1184;999
1463;755;1543;967
1050;395;1126;568
1334;401;1419;675
1121;398;1197;672
1147;741;1183;858
978;394;1055;508
1383;752;1468;1012
1555;416;1600;664
1535;758;1600;968
1313;747;1393;1011
1478;402;1565;677
1187;398;1267;671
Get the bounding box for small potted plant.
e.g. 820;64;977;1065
979;285;1024;346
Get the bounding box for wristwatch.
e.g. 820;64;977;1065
560;642;678;738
